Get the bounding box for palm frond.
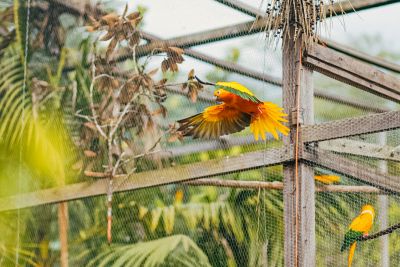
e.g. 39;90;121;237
87;235;211;267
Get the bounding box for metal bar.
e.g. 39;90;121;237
303;148;400;193
302;110;400;143
304;44;400;103
0;147;293;212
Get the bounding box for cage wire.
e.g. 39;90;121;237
1;0;400;267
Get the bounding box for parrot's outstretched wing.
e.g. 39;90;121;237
177;104;251;139
216;81;261;103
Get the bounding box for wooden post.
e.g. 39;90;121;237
282;29;315;266
377;132;389;267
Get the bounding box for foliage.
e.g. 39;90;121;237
87;235;211;267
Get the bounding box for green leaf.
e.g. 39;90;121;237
88;235;211;267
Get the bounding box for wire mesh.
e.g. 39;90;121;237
1;0;400;267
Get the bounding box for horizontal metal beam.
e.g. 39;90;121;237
0;147;292;212
304;44;400;103
319;139;400;162
303;148;400;193
302;110;400;143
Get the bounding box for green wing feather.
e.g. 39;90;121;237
341;229;363;252
216;85;261;103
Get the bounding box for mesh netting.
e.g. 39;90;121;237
1;0;400;267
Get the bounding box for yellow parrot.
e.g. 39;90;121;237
177;79;289;140
341;204;375;267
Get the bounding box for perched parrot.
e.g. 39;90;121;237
341;204;375;267
314;174;340;184
177;80;289;140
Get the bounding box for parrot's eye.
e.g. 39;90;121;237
216;91;220;95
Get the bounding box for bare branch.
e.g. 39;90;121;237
357;223;400;241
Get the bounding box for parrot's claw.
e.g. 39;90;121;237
363;233;369;237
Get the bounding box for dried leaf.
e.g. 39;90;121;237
181;82;187;91
147;68;159;76
86;26;96;32
161;59;169;73
188;87;198;103
167;46;184;55
129;31;141;46
122;4;128;18
100;30;115;41
157;78;167;86
83;122;97;131
151;105;167;118
100;13;119;27
84;150;97;157
188;69;195;79
168;132;184;143
127;12;141;21
106;37;118;61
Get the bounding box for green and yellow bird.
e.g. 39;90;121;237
341;204;375;267
177;79;289;141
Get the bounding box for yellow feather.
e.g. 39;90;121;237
348;242;357;267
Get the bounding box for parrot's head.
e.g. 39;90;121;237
361;204;375;216
213;88;232;103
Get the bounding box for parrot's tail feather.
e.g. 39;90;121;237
250;102;289;141
348;242;357;267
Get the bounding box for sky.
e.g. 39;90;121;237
126;0;400;48
107;0;400;103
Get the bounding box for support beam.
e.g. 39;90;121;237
0;147;292;212
377;132;390;267
282;28;315;266
322;38;400;74
304;44;400;102
319;138;400;162
303;148;400;193
184;178;383;193
302;110;400;143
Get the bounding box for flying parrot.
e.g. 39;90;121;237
177;78;289;140
341;204;375;267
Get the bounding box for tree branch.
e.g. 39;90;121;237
357;223;400;241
